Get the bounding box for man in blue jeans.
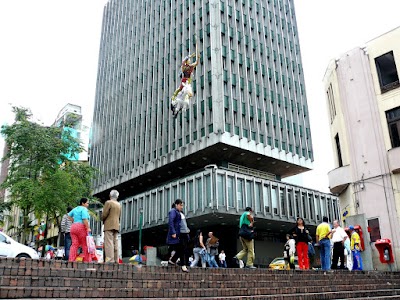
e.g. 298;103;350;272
316;216;332;270
60;206;73;260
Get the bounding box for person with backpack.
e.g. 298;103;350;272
233;207;256;269
284;234;296;270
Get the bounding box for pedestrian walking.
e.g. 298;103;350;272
166;199;190;272
68;198;92;262
102;189;121;263
60;206;73;260
316;216;332;270
206;232;219;268
289;217;310;270
330;220;348;269
234;207;256;269
190;229;206;268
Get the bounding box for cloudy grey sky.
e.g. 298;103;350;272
1;0;399;193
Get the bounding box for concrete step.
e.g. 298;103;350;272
3;264;400;282
2;275;400;289
2;258;400;299
3;289;400;299
2;284;400;299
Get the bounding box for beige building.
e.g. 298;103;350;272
324;27;400;270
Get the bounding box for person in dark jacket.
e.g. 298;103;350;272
289;217;310;270
166;199;190;272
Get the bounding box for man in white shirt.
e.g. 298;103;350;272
330;220;348;269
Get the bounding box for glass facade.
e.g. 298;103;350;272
90;167;339;234
91;0;313;195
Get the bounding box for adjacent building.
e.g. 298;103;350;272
1;104;91;246
324;26;400;270
54;103;90;162
90;0;338;263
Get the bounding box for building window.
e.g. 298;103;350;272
227;176;234;207
335;133;343;167
368;218;381;242
217;174;224;206
271;186;278;215
375;51;399;93
326;83;336;123
237;178;245;209
386;106;400;148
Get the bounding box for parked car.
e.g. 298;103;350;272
0;231;39;259
268;256;299;270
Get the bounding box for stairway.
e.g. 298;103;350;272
1;258;400;299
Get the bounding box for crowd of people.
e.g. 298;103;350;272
54;193;363;272
316;217;363;271
166;199;230;272
58;190;122;263
281;216;363;271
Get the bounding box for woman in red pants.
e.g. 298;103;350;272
289;217;310;270
68;198;92;262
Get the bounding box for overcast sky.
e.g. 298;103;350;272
1;0;399;193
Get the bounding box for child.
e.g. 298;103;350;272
284;234;296;270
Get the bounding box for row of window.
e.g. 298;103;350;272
91;168;339;234
92;0;308;186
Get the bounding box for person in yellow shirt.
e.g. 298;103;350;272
349;226;363;270
316;216;331;270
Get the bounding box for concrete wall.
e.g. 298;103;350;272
324;27;400;270
366;26;400;269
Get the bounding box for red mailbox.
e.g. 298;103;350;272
375;239;394;264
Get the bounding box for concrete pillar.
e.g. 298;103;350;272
146;247;157;266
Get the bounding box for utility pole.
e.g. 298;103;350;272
138;208;143;263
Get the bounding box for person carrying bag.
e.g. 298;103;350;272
234;207;257;269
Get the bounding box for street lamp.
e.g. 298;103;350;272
138;208;143;264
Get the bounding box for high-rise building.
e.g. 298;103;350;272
324;26;400;270
91;0;338;262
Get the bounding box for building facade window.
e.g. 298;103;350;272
375;51;399;93
335;133;343;167
368;218;381;242
326;83;336;123
386;106;400;148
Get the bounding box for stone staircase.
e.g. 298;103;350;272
1;258;400;299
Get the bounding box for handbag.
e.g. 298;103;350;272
308;242;315;257
239;224;255;241
86;234;96;254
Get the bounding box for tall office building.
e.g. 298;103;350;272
91;0;338;262
324;27;400;270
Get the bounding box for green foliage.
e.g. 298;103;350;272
0;106;99;243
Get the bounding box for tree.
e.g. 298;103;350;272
0;107;98;244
